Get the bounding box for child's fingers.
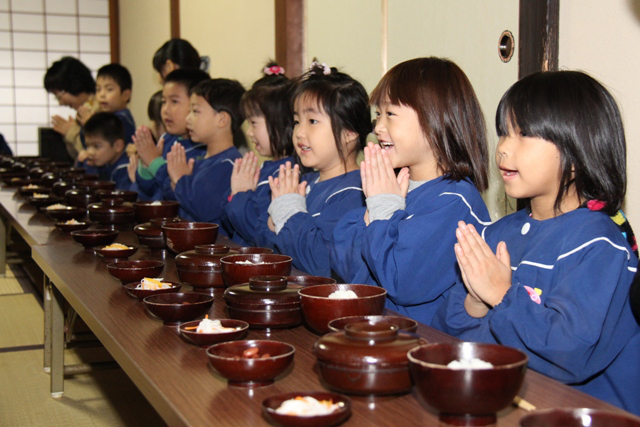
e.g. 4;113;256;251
297;181;307;197
496;241;511;268
463;223;495;258
360;161;368;196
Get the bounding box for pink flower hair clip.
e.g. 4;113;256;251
264;65;285;76
310;61;331;75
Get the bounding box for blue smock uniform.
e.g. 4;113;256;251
257;170;365;276
223;156;293;246
432;207;640;415
332;177;490;325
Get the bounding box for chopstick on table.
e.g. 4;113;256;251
513;396;537;411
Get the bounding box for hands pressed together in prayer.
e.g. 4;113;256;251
230;152;260;196
167;143;194;190
133;126;164;168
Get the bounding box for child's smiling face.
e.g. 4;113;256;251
246;115;271;157
161;82;190;136
185;94;218;144
96;76;129;113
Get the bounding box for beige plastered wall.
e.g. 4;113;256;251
118;0;170;130
560;0;640;226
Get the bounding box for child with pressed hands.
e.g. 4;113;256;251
256;62;369;276
331;57;491;325
83;112;131;189
433;71;640;415
223;62;295;245
133;69;209;200
159;78;245;228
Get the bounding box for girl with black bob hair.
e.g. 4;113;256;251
434;70;640;415
224;62;296;245
153;38;202;80
255;61;369;277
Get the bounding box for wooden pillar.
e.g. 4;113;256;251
171;0;180;38
108;0;119;63
518;0;559;78
275;0;304;78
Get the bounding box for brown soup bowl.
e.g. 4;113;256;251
55;220;91;233
70;229;118;251
45;205;87;222
328;314;418;333
206;339;295;387
143;292;214;325
262;391;352;427
162;221;218;254
519;408;640;427
299;284;387;334
178;318;249;348
106;259;165;285
93;244;138;262
220;254;292;288
123;280;182;300
133;200;180;223
408;342;528;426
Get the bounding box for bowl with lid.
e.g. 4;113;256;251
175;244;240;292
106;259;165;285
178;318;249;347
88;198;135;225
328;314;418;333
64;187;96;208
143;292;214;325
224;276;303;329
519;408;640;427
133;200;180;223
315;321;426;395
27;194;63;209
133;217;181;249
95;189;138;203
299;284;387;334
45;205;87;221
55;219;91;233
220;254;292;288
78;179;116;193
18;184;47;197
162;221;218;253
262;391;352;427
408;342;528;426
206;339;295;387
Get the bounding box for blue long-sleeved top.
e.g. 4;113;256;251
154;147;242;233
256;170;365;276
432;207;640;415
115;108;136;145
223;156;293;246
331;177;491;325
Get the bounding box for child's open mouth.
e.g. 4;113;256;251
379;141;394;149
298;144;311;153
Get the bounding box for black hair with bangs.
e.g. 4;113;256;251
496;70;626;215
292;63;370;170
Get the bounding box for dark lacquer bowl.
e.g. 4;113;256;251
315;322;425;396
285;275;336;289
54;220;91;233
234;247;274;255
519;408;640;427
143;292;214;325
134;200;180;223
162;221;218;254
123;280;182;300
40;172;61;188
133;217;181;249
64;187;96;208
51;180;80;197
27;194;63;209
220;254;292;288
328;315;418;333
206;339;295;387
93;244;138;262
88;198;135;225
18;184;48;197
78;179;116;193
224;276;303;329
45;205;87;221
262;391;352;427
175;244;240;291
408;342;528;426
178;318;249;347
106;259;165;284
95;189;138;202
299;284;387;334
71;229;118;250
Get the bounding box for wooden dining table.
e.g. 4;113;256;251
0;183;634;426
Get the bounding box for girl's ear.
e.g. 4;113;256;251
341;129;359;145
164;59;178;75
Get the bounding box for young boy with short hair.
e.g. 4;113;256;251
83;112;131;190
95;63;136;145
134;68;209;200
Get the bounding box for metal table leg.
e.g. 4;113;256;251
51;283;65;398
43;276;52;373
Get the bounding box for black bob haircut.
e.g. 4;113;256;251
97;63;132;92
191;78;247;149
44;57;95;95
83;112;125;145
153;39;201;73
496;70;626;215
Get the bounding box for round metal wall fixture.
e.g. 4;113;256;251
498;30;515;63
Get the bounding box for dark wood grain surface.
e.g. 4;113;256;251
0;184;630;427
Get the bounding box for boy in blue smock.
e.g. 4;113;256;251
83;112;131;189
133;69;209;200
158;79;245;231
95;64;136;145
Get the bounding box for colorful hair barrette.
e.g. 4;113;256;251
310;61;331;75
264;65;285;76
